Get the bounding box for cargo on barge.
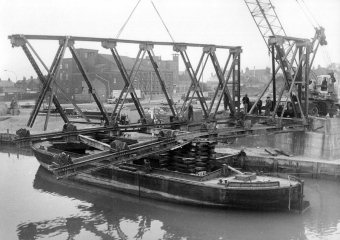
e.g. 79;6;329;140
31;132;310;213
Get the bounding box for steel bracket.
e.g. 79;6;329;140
173;44;187;52
101;40;117;49
10;35;26;47
139;43;154;51
203;46;216;53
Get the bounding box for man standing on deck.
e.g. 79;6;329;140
188;104;194;122
257;98;262;115
265;96;272;116
242;94;250;113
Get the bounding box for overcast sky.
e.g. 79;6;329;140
0;0;339;81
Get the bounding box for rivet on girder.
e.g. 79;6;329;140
10;35;26;47
230;47;242;54
59;38;74;47
139;43;154;51
101;40;117;49
203;46;216;53
173;44;187;52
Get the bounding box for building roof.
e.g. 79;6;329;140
0;80;15;87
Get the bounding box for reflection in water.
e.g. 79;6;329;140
0;147;337;240
15;167;310;240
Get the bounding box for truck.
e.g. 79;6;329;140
107;89;142;104
308;73;339;116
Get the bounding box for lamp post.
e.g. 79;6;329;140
4;69;18;82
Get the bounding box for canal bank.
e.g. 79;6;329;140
217;146;340;181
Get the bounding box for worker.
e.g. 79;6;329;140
321;77;328;91
291;93;297;102
328;79;335;95
265;96;272;116
148;107;155;123
309;79;317;92
242;94;250;113
188;104;194;121
257;98;262;115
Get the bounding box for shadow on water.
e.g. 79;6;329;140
15;167;312;240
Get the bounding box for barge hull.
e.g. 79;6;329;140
34;147;304;211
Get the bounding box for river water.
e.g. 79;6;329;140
0;145;339;240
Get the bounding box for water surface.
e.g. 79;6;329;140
0;146;339;240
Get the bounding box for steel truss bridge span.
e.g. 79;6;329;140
9;34;242;129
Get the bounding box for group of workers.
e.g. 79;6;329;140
242;94;273;116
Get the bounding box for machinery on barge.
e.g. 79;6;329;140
31;126;309;212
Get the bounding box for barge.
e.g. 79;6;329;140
31;133;310;212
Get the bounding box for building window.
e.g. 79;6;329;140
65;73;69;80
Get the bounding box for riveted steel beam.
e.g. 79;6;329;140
69;45;110;125
177;49;208;118
20;43;69;126
108;47;145;121
147;49;177;117
208;51;237;117
9;34;241;50
27;38;69;127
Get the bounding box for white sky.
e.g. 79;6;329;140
0;0;340;81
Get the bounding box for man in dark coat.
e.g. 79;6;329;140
257;99;262;115
242;94;250;113
265;96;272;116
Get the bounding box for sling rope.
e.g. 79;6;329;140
150;0;175;42
116;0;142;39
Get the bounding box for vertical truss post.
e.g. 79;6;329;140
23;39;90;123
304;44;310;117
185;53;209;114
145;44;177;117
44;87;54;131
297;46;303;103
272;45;299;118
18;43;69;125
27;38;69;127
207;47;236;117
232;49;241;113
269;36;298;117
69;43;110;125
211;52;239;117
272;44;276;107
174;45;208;118
114;50;146;123
103;41;145;121
278;54;306;123
248;42;295;115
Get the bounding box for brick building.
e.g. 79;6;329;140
58;49;179;102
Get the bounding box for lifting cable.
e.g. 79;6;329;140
295;0;318;29
300;0;321;27
116;0;142;39
150;0;175;42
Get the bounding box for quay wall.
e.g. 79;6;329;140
235;117;340;160
245;154;340;181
